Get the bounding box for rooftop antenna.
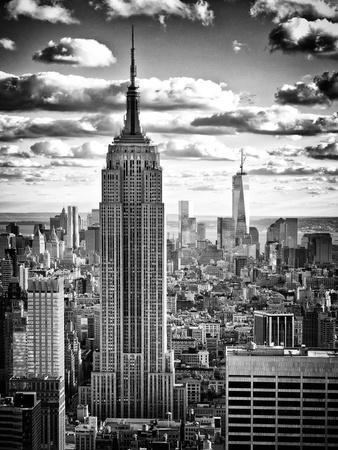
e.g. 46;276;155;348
130;24;137;87
240;148;246;175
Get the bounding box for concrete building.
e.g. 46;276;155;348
10;376;65;450
0;392;41;450
225;347;338;449
91;29;173;420
75;417;97;450
27;277;64;378
254;311;294;347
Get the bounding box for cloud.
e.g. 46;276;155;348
191;105;338;135
0;71;239;112
232;40;248;53
275;71;338;105
160;139;235;160
0;114;119;140
251;1;338;58
304;136;338;159
0;38;16;51
0;144;31;158
249;161;338;176
33;38;116;67
314;71;338;100
188;185;217;191
251;0;338;24
0;111;233;141
275;81;328;105
269;17;338;58
6;0;78;24
90;0;214;26
267;145;300;157
30;140;106;159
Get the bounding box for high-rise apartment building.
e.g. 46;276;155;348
91;28;173;420
27;277;64;378
232;150;249;240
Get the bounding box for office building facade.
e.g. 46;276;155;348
225;347;338;449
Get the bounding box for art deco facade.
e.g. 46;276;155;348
91;29;173;420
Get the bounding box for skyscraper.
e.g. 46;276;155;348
217;217;235;250
232;150;249;240
27;277;64;378
66;206;80;249
91;28;173;420
178;200;189;247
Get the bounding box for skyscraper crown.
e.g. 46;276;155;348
115;25;149;144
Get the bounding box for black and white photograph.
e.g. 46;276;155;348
0;0;337;449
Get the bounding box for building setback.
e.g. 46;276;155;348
91;27;173;420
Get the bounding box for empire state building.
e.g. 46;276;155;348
91;28;174;420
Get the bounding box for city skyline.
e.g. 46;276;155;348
0;0;338;216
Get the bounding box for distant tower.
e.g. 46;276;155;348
232;149;250;240
178;200;189;247
32;228;45;255
91;26;173;420
50;226;60;259
66;206;79;249
60;207;67;231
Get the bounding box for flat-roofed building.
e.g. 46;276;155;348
225;347;338;449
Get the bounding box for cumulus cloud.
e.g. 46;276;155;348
191;105;338;135
304;136;338;159
160;139;234;160
30;140;106;159
251;1;338;58
275;71;338;105
0;113;121;141
232;40;248;53
251;0;338;24
0;38;16;51
6;0;78;24
0;71;239;112
90;0;214;26
269;17;338;58
33;38;116;67
275;81;327;105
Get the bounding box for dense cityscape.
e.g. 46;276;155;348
0;28;337;449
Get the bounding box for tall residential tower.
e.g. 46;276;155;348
91;28;173;420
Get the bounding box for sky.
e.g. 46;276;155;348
0;0;337;217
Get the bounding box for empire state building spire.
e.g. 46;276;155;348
118;25;147;142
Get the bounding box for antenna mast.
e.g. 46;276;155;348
240;148;246;175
